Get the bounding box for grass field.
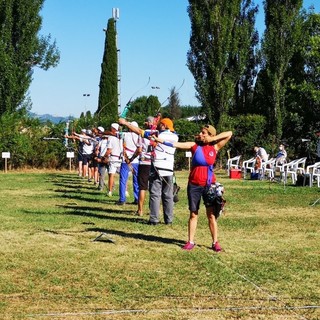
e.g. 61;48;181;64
0;169;319;319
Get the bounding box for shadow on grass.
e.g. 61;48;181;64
23;204;143;224
54;183;97;191
42;173;187;246
52;189;124;204
46;178;81;184
47;173;80;180
48;174;126;203
42;226;186;247
56;204;136;218
87;227;185;246
23;205;186;247
58;188;99;195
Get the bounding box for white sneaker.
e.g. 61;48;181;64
125;191;129;197
108;191;112;197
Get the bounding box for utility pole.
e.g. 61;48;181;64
112;8;121;115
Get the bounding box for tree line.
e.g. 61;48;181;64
0;0;319;170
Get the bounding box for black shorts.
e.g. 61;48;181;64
78;152;84;162
187;183;222;219
82;154;92;166
187;183;205;212
138;164;151;190
90;157;99;168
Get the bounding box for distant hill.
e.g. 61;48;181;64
29;112;74;124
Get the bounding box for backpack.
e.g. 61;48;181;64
203;182;226;217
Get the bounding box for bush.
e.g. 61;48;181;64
219;114;268;161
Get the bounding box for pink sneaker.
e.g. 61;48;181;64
182;241;195;250
212;241;222;252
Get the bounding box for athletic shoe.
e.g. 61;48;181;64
107;191;112;197
212;241;222;252
147;220;158;225
115;201;125;205
125;191;129;197
182;241;195;250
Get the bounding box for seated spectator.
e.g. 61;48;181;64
254;146;268;162
275;144;287;165
253;146;268;177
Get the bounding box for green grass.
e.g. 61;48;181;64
0;169;319;319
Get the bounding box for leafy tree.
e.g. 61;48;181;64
126;96;148;115
282;11;320;160
202;112;269;161
173;118;202;170
97;18;118;120
0;111;68;169
187;0;258;126
145;95;161;116
260;0;303;138
179;105;203;118
124;95;161;122
0;0;60;116
235;6;260;115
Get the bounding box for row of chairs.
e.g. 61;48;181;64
227;155;320;187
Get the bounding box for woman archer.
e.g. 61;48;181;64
154;125;232;252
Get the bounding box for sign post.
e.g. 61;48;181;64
66;152;74;172
185;151;192;171
2;152;10;173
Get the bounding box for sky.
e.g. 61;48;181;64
29;0;319;118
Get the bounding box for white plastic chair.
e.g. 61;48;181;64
304;162;320;187
311;163;320;187
274;158;287;181
284;157;307;184
280;159;299;183
242;157;256;179
262;158;276;180
226;155;241;176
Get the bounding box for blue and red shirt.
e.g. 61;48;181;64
188;144;217;187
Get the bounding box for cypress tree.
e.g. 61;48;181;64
97;18;118;120
168;86;182;120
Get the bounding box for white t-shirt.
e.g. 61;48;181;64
107;135;123;164
81;139;94;155
153;130;179;176
257;147;268;162
122;132;140;164
98;138;109;157
139;136;152;165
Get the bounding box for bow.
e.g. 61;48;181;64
150;79;185;131
120;77;151;118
